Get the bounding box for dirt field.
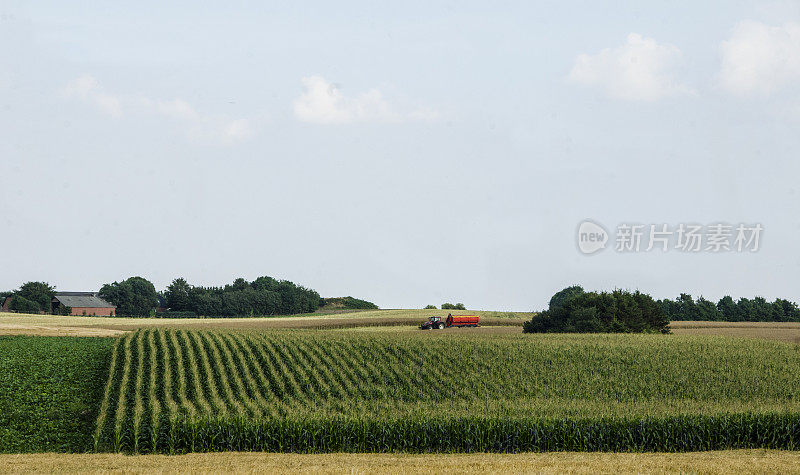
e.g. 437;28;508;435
0;450;797;474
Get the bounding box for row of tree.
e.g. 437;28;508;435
108;276;322;317
319;297;379;310
523;286;670;333
658;293;800;322
424;303;467;310
3;276;324;318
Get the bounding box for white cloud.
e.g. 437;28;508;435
568;33;693;101
63;75;252;143
719;21;800;95
63;75;123;118
293;76;437;124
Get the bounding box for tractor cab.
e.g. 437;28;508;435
419;315;445;330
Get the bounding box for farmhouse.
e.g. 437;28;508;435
52;292;116;316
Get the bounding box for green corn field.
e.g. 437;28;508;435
93;329;800;453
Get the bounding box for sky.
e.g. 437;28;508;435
1;1;799;310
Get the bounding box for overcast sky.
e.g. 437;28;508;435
2;1;799;310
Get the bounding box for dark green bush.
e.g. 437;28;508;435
524;287;669;334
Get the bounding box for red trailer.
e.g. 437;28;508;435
419;313;480;329
446;314;479;327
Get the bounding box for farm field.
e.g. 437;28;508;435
3;311;800;342
0;309;530;336
92;328;800;453
1;450;799;474
0;336;115;452
670;321;800;344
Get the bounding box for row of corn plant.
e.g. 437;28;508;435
94;328;800;453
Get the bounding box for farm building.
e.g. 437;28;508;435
51;292;116;316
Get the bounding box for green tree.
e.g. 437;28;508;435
736;298;754;321
16;281;55;313
99;276;159;317
751;296;776;321
675;293;699;321
717;296;738;321
424;305;437;309
548;285;584;310
696;296;722;321
165;278;192;311
523;287;669;334
9;295;41;314
195;293;223;316
773;298;800;322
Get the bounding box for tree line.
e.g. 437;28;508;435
106;276;322;317
2;275;324;317
523;286;800;334
658;293;800;322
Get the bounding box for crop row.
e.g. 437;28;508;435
93;329;800;453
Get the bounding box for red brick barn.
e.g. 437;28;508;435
52;292;116;316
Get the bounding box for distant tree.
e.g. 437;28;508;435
548;285;584;310
338;297;378;310
717;296;738;321
228;278;250;292
751;296;776;321
660;293;800;322
222;290;252;316
195;293;223;316
9;295;41;314
441;303;466;310
524;287;669;334
735;297;754;322
100;276;159;317
696;296;722;321
16;281;55;313
424;305;437;309
675;293;699;321
165;278;192;311
773;298;800;322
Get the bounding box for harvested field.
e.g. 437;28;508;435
0;450;798;474
3;313;800;342
670;321;800;344
0;310;530;333
0;323;126;337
